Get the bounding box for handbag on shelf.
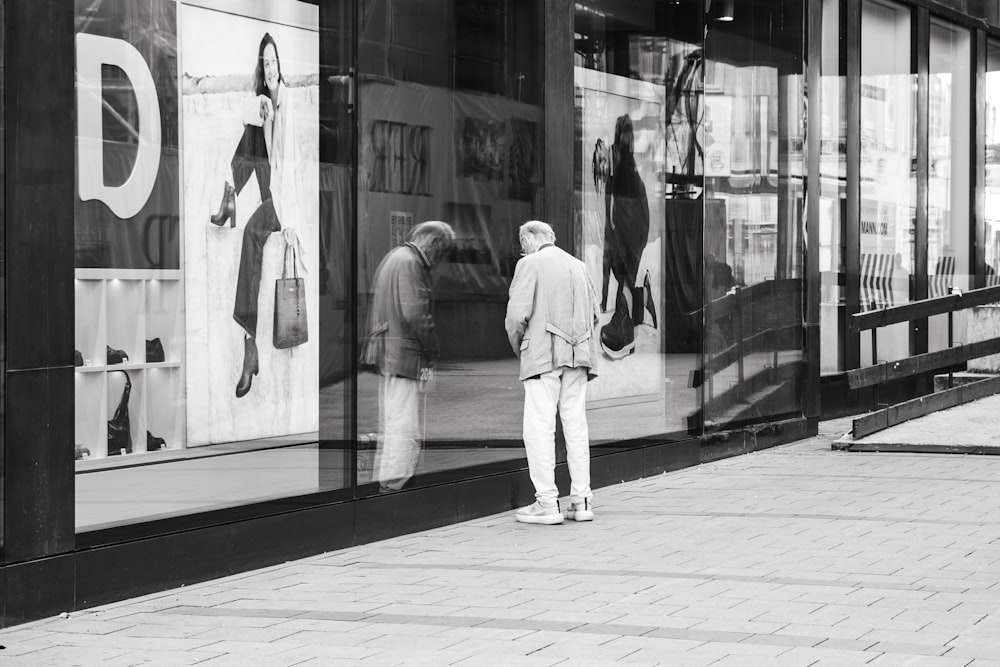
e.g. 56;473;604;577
107;370;132;456
146;338;165;363
273;240;308;349
107;345;129;365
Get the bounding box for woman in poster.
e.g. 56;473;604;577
599;114;657;359
208;32;301;398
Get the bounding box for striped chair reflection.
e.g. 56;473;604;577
929;256;956;298
861;252;894;311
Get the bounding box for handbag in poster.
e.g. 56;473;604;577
273;241;308;349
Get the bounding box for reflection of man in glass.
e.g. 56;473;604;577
362;222;456;492
208;33;302;398
600;114;656;359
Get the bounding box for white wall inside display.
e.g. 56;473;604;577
181;1;319;445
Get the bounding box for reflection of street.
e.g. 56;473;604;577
76;356;700;530
346;356;698;451
702;350;803;426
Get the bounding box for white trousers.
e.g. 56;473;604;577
522;366;592;507
375;374;422;491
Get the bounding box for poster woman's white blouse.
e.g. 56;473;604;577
242;82;300;229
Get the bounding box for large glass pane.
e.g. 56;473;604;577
987;41;1000;284
73;0;350;533
574;0;702;442
355;0;543;494
702;0;807;429
859;0;913;364
928;19;971;352
820;0;847;374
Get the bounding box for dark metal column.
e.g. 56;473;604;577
3;0;75;564
973;29;986;289
912;7;929;360
544;0;574;248
845;0;861;372
805;0;823;418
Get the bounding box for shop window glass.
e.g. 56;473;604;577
928;19;971;352
986;41;1000;284
820;0;846;374
859;0;913;364
573;0;703;442
355;0;544;494
73;0;352;534
701;0;807;429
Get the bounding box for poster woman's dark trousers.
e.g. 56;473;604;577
228;124;280;338
234;198;281;337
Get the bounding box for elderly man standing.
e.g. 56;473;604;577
362;221;456;492
505;220;600;524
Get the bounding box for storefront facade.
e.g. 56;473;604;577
1;0;997;627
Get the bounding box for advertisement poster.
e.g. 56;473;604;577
577;68;665;404
74;0;180;270
182;0;319;445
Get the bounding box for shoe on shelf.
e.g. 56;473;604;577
515;501;564;525
563;498;594;522
107;345;129;365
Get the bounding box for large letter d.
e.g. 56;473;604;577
76;33;161;219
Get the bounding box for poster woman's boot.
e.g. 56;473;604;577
600;299;636;359
210;182;237;228
235;335;259;398
635;271;657;329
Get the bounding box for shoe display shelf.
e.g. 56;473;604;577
74;269;186;466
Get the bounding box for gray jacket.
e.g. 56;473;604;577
361;243;439;379
504;244;600;381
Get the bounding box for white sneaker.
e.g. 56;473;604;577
515;501;564;525
563;499;594;522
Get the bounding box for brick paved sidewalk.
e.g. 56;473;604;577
2;415;1000;666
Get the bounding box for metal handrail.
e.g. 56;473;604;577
849;284;1000;334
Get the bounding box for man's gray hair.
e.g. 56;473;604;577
410;220;456;246
519;220;556;243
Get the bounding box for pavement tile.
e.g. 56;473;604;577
817;637;880;651
451;655;564;667
600;635;705;653
474;618;582;633
866;654;972;666
195;654;305;667
9;415;1000;666
740;632;826;648
437;637;554;656
528;640;641;661
945;643;1000;661
646;626;751;643
689;618;789;635
429;625;536;641
0;645;133;666
257;629;376;647
683;639;793;660
359;633;465;652
186;625;305;643
866;641;951;657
